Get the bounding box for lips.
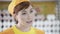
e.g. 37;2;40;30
26;21;32;23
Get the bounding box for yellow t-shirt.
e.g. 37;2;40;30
12;26;36;34
0;25;44;34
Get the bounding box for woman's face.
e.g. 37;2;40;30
15;5;36;27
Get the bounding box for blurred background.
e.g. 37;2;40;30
0;0;60;34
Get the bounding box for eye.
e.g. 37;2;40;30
30;10;33;13
22;13;26;15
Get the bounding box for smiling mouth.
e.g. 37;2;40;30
26;21;32;23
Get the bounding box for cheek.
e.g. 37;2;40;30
21;16;27;21
32;14;36;21
17;15;21;22
31;14;35;18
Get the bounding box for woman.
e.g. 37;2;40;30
0;0;45;34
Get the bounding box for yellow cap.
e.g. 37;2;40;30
8;0;30;15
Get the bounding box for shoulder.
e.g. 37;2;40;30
0;28;14;34
33;28;45;34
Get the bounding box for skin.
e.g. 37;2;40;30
13;5;36;32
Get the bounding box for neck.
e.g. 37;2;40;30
16;23;31;32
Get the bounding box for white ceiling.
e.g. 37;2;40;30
0;0;57;1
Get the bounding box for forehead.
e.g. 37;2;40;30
18;5;36;13
25;5;32;11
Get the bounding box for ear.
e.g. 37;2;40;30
13;14;18;21
13;14;18;24
13;14;16;18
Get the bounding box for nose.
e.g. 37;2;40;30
27;14;32;20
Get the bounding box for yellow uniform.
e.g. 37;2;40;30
0;26;44;34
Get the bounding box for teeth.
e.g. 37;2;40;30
27;21;32;23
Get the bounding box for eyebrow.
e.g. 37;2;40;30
21;9;27;13
30;8;33;10
21;7;33;12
